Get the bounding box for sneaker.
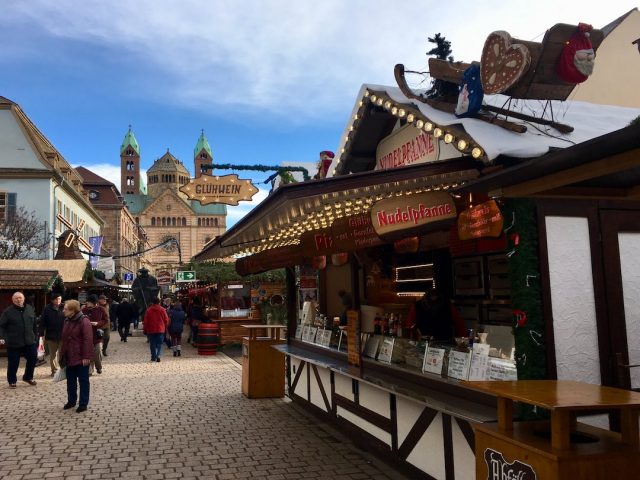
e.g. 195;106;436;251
63;403;75;410
22;379;37;386
76;406;87;413
9;383;17;388
96;369;102;374
156;358;160;363
178;351;181;356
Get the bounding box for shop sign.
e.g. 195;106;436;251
484;449;537;480
156;270;172;285
457;200;504;240
370;191;457;236
179;174;259;206
375;124;440;170
346;310;361;368
331;213;383;251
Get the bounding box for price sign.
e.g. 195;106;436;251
346;310;361;368
447;350;472;380
423;347;446;375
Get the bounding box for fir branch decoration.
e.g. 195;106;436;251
201;163;311;182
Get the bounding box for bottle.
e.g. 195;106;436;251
374;314;381;335
468;328;475;348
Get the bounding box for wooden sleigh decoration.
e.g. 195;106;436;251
395;24;604;135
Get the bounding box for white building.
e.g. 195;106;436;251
0;96;103;259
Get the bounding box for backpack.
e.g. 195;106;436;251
455;63;484;118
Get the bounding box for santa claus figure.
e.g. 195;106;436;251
315;150;335;179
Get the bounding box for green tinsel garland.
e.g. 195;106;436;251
201;163;311;182
504;198;546;380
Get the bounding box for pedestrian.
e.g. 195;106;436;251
116;297;133;341
38;292;65;377
59;299;93;413
0;292;38;388
143;297;169;362
98;294;111;357
162;297;173;349
168;301;186;357
82;294;108;375
109;296;119;331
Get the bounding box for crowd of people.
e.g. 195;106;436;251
0;290;210;412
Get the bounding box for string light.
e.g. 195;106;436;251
433;128;443;138
443;133;454;144
471;147;484;159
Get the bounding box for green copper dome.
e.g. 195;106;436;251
120;126;140;156
194;130;213;159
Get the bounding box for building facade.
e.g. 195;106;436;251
120;129;227;278
0;96;103;260
76;166;147;281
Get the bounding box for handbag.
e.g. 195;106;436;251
52;367;67;383
96;328;104;339
37;337;46;361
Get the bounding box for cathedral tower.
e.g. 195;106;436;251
194;130;213;178
120;126;141;195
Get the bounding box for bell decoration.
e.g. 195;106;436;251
331;252;349;266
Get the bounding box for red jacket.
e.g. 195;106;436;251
82;305;109;345
143;304;169;334
59;313;94;367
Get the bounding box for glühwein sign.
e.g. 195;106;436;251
179;174;259;206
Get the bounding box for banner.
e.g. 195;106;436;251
88;236;103;269
96;256;115;280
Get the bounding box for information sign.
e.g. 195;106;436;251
423;347;446;375
447;350;472;380
346;310;361;368
175;271;196;282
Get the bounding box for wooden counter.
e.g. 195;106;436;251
215;317;263;344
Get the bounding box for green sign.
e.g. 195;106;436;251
175;271;196;282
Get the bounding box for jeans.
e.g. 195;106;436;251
148;333;164;360
66;364;90;407
6;343;37;385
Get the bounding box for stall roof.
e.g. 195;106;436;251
455;123;640;199
0;270;58;290
0;259;87;283
331;84;640;175
195;159;481;261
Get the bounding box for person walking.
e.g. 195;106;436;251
59;300;93;413
143;297;169;362
109;296;119;331
38;292;65;377
168;301;186;357
0;292;38;388
82;294;108;375
116;297;134;341
97;294;111;356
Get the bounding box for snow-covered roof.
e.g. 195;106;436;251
329;84;640;174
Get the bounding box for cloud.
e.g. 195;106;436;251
225;188;270;228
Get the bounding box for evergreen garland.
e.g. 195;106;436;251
201;163;311;182
504;198;546;380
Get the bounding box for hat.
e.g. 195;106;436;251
98;294;107;300
87;294;99;304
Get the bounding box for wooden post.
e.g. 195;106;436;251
551;410;571;450
620;408;639;449
286;267;297;342
497;397;514;431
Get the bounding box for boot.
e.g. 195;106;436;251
173;346;177;357
177;345;182;357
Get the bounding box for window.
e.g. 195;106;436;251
214;218;218;227
182;217;186;226
197;218;201;227
161;218;166;227
151;218;156;226
172;217;176;226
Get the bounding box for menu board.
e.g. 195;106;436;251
457;200;504;240
363;335;381;358
468;344;491;381
377;337;395;364
488;359;518;381
346;310;361;367
423;347;446;375
447;350;472;380
316;329;332;348
295;325;303;340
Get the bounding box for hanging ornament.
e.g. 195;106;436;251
331;253;349;266
510;232;520;246
312;256;327;270
513;309;527;328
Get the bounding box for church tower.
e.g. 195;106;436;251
120;126;141;195
193;130;213;178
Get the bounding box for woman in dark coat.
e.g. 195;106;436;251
59;300;93;413
168;302;186;357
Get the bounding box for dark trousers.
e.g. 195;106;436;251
66;364;90;407
6;343;37;385
118;321;131;340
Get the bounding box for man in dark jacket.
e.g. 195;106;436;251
38;292;65;377
82;294;108;375
116;298;135;342
0;292;38;388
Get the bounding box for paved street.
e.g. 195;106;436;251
0;331;407;480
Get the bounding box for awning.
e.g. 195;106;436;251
195;159;480;261
0;270;58;290
455;123;640;200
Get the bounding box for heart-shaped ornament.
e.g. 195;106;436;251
480;31;531;94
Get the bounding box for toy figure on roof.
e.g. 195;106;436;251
131;268;160;321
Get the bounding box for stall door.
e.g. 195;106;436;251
601;210;640;392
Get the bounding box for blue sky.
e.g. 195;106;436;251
1;0;636;226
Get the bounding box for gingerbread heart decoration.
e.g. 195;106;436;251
480;31;531;94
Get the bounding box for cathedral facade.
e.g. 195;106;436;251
120;128;226;278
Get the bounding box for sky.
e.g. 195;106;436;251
1;0;637;226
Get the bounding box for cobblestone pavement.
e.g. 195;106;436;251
0;330;409;480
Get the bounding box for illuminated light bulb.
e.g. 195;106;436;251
358;101;364;107
406;114;415;123
433;128;443;138
471;147;483;159
349;126;354;132
364;90;370;97
353;114;359;120
415;119;424;129
376;97;383;106
398;109;406;118
425;122;434;132
443;133;454;144
457;139;468;151
391;106;398;115
341;148;345;153
384;100;392;109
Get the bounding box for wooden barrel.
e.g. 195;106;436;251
197;322;220;356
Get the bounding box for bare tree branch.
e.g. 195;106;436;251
0;206;50;259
